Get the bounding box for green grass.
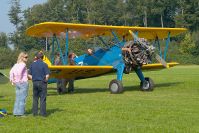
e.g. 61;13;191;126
0;65;199;133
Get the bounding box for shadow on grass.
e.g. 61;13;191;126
25;108;63;117
124;85;140;92
47;87;109;95
154;81;183;89
74;82;183;93
0;96;9;101
75;88;109;94
47;91;59;96
46;81;183;95
124;82;183;92
47;87;57;90
47;87;61;96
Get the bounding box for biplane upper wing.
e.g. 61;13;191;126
26;22;187;40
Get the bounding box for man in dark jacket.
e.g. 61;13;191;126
28;52;50;117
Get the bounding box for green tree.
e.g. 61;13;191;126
125;0;142;26
175;0;199;30
136;0;154;27
150;0;166;27
84;0;97;24
184;0;199;31
0;32;8;48
8;0;22;49
8;0;22;30
0;48;18;69
174;0;188;28
191;31;199;56
180;32;195;54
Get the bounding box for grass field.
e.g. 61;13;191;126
0;65;199;133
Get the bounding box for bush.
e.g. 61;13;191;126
0;48;19;69
0;48;42;69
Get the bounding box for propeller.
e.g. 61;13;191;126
129;30;169;68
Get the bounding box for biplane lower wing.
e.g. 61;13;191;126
47;62;178;80
142;62;179;70
48;65;114;79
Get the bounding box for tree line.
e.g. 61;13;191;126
0;0;199;68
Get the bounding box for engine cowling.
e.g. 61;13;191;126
122;39;155;71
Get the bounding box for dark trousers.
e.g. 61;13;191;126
68;79;74;92
57;79;67;93
57;79;74;93
33;81;47;116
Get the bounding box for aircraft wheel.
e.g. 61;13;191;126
109;79;124;94
140;77;154;91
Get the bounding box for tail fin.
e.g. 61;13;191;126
43;55;52;66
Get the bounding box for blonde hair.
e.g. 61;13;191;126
17;52;28;63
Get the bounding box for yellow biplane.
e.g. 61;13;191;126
26;22;187;93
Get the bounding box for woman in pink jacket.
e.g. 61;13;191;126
10;52;29;116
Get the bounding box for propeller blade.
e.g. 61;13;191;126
129;30;149;48
155;54;169;68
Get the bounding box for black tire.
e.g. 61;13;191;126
109;79;124;94
140;77;154;91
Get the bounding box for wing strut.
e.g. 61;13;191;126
51;34;67;65
163;32;170;60
65;29;69;64
155;37;162;58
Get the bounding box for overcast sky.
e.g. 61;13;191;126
0;0;47;34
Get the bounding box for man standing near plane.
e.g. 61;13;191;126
28;51;50;117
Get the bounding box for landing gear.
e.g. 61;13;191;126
140;77;154;91
109;79;124;94
123;65;132;74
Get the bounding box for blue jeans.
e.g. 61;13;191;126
13;82;29;115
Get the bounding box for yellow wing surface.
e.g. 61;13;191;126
46;62;178;79
43;54;177;79
142;62;179;69
42;54;178;79
26;22;187;40
48;65;113;79
42;56;114;79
